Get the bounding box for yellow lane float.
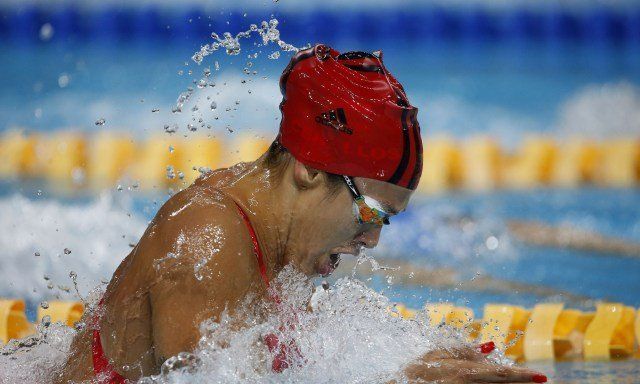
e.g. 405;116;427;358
480;304;530;360
0;130;39;178
2;299;639;361
419;137;461;194
132;135;184;190
226;134;271;166
43;132;87;186
550;140;601;187
1;132;639;192
584;303;636;359
87;132;137;190
425;303;455;326
593;140;640;188
502;137;557;189
523;303;593;360
636;311;640;358
460;137;501;192
0;299;34;345
180;136;223;184
37;301;84;328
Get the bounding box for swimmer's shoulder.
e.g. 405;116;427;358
139;183;258;282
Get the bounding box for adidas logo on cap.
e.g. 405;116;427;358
315;108;353;134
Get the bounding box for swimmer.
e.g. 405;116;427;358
55;44;547;383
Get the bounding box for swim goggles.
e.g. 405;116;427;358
342;175;391;226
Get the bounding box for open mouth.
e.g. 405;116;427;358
330;253;341;269
320;253;341;277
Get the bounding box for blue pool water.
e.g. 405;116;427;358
1;23;639;312
1;38;639;141
1;8;639;382
2;182;639;315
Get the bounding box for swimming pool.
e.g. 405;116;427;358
1;3;639;383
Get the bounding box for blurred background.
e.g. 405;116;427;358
0;0;639;378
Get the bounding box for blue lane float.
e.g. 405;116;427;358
0;5;639;46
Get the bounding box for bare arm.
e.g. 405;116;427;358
145;190;264;369
399;346;546;384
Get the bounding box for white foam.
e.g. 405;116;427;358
0;323;75;384
557;81;640;140
0;193;146;301
139;267;476;383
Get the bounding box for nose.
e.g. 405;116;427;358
355;226;382;249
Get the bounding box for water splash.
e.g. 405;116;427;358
191;19;299;65
170;17;302;138
136;267;479;383
0;193;146;300
0;323;75;384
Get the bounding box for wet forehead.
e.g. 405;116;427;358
355;177;412;214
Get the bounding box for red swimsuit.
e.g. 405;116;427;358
91;201;286;382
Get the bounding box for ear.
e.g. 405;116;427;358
292;159;324;190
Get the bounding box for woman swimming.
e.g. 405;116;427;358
55;44;546;383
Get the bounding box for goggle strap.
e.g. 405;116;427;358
342;175;361;196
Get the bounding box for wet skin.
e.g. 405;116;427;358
55;151;546;383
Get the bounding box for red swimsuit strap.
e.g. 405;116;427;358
234;201;270;287
92;299;127;384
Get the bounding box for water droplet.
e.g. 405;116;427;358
485;236;499;250
166;165;176;179
42;315;51;327
95;118;106;126
39;23;54;41
63;248;71;255
58;73;70;88
152;108;160;113
34;251;40;257
40;301;49;309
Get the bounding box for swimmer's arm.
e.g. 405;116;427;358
395;347;546;383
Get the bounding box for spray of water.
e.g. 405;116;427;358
191;19;299;65
135;267;486;383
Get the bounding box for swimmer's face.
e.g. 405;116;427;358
292;175;414;277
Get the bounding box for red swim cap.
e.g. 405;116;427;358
278;44;423;190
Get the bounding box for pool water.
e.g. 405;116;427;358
1;37;639;141
1;11;640;383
